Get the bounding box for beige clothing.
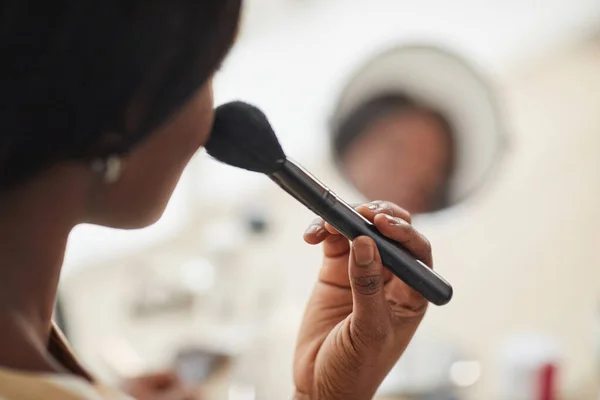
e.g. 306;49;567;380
0;325;131;400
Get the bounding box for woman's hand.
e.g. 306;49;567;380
121;371;200;400
294;201;432;400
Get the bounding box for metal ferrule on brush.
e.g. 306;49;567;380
269;158;374;237
269;158;334;216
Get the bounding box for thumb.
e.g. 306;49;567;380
349;236;390;343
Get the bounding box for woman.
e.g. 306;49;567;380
0;2;433;399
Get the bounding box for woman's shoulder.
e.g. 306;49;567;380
0;366;132;400
0;323;132;400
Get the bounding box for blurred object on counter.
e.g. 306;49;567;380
496;333;561;400
175;346;230;385
245;212;269;236
329;43;505;214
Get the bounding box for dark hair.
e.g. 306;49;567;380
331;93;416;160
331;93;455;160
0;1;241;189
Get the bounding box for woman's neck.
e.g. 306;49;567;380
0;167;87;371
0;220;70;342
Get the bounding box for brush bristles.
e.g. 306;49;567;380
205;101;286;174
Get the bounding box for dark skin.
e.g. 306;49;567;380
0;60;434;400
342;108;454;214
296;201;431;399
0;82;217;396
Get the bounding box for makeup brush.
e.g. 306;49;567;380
205;101;453;306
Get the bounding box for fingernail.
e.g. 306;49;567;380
367;203;378;210
305;225;320;235
304;225;319;235
353;238;375;267
384;214;404;226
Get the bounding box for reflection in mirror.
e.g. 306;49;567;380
329;44;505;215
334;94;455;214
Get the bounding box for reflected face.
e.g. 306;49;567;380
341;108;453;214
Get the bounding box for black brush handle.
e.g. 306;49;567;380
317;192;453;305
270;159;453;306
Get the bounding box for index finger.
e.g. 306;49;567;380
303;217;329;245
324;201;412;232
356;201;412;223
308;201;412;238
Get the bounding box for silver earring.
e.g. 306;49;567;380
91;155;123;183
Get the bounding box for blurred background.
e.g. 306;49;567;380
57;0;600;399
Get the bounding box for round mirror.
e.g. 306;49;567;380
329;44;506;215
